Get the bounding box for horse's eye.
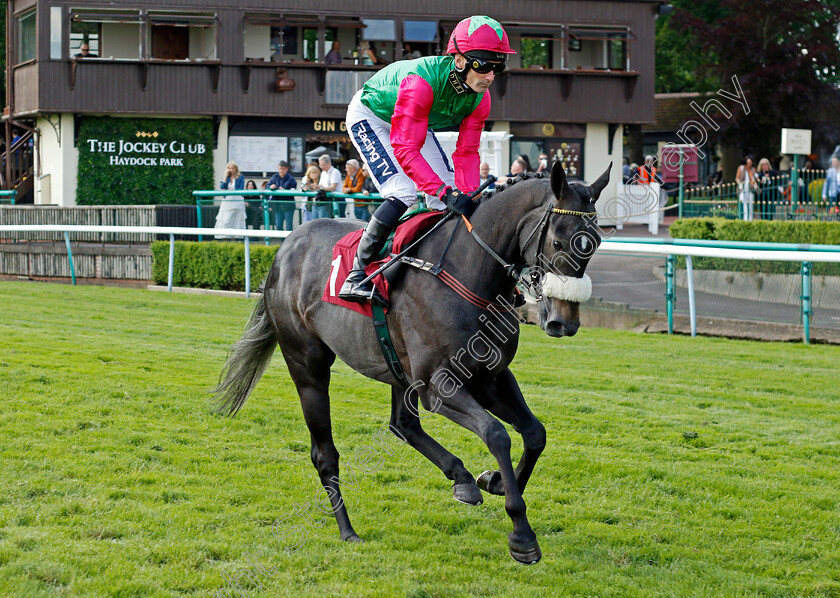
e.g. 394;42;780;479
552;240;563;249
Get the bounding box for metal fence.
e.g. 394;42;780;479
682;169;838;221
3;223;840;344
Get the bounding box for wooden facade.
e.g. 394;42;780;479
8;0;660;124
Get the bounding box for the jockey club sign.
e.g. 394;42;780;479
85;132;207;167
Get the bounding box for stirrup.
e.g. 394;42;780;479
338;269;389;308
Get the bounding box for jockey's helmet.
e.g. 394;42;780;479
446;16;516;62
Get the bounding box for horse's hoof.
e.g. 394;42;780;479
508;538;541;565
453;483;483;505
342;533;363;543
476;470;505;496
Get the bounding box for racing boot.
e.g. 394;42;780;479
338;197;408;307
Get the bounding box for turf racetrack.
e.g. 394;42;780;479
1;281;839;597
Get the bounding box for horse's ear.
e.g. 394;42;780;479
589;162;612;202
550;159;569;199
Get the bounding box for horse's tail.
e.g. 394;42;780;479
213;293;277;416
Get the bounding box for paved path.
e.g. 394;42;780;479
588;221;840;330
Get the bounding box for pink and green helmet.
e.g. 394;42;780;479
446;16;516;58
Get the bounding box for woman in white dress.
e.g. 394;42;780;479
736;155;758;221
215;161;246;238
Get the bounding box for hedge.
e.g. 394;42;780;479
669;218;840;275
151;241;278;291
77;117;214;206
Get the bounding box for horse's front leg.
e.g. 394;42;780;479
389;385;483;505
472;368;546;497
427;370;541;564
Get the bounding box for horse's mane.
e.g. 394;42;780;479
485;171;590;208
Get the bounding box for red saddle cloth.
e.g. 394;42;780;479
322;211;446;316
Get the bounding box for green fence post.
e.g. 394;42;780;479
801;261;812;344
665;255;676;334
196;199;204;242
262;194;271;246
63;231;76;286
11;190;16;205
678;147;684;219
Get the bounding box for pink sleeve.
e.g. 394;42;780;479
390;75;446;196
453;93;490;193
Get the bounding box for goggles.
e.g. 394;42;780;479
468;56;506;75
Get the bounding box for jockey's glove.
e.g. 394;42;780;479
441;187;478;219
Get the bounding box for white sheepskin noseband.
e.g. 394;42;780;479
541;273;592;303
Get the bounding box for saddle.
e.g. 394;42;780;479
321;210;446;316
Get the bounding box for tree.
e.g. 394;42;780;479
672;0;840;159
654;0;719;94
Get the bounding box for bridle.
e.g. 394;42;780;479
469;194;597;302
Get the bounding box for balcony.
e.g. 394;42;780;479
14;59;651;124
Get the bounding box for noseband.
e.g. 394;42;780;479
518;204;597;301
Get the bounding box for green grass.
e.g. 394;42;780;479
1;280;839;597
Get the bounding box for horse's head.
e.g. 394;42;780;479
527;160;611;338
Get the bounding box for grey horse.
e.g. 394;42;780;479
214;160;610;564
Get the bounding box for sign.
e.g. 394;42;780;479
781;128;812;155
228;136;289;173
85;138;207;167
660;144;699;183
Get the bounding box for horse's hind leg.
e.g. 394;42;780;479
390;386;483;506
283;345;361;543
471;368;546;497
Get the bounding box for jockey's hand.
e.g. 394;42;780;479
441;187;477;219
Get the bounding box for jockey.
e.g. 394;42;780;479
339;15;514;307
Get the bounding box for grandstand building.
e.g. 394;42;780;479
4;0;664;207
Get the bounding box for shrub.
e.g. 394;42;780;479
151;241;278;291
669;218;840;275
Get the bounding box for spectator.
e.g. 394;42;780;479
300;164;322;223
268;160;297;231
342;159;368;220
636;155;663;185
244;179;259;198
622;157;632;184
324;40;342;65
361;41;387;66
479;161;496;191
215;162;246;238
497;158;527;185
536;153;550;174
360;164;378;217
402;43;422;60
822;156;840;214
516;153;534;173
316;154;342;219
736;155;758;221
74;42;97;58
755;158;777;220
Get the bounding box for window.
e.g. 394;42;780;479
567;27;633;71
17;10;37;63
362;19;395;41
148;12;218;60
50;7;63;60
70;8;141;59
520;38;552;69
403;21;436;43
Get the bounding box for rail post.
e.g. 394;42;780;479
168;234;175;292
686;255;696;337
196;199;204;242
244;236;251;299
63;231;77;285
262;194;271;246
665;255;676;334
801;261;812;344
